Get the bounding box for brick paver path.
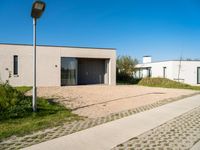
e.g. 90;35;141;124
112;106;200;150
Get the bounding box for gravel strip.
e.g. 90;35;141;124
30;85;198;118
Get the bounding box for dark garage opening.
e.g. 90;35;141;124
61;57;107;86
78;58;105;85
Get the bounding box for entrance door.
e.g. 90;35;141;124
198;67;200;84
61;57;77;86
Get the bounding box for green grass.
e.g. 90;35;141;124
138;77;200;90
0;98;81;140
15;86;32;93
0;84;81;140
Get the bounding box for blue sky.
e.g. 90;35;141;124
1;0;200;62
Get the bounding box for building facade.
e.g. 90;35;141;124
135;56;200;86
0;44;116;86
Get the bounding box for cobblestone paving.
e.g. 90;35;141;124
0;93;199;150
112;106;200;150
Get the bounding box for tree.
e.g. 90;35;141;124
116;55;138;82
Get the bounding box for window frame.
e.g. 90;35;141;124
13;55;18;76
163;67;167;78
197;67;200;84
147;67;152;77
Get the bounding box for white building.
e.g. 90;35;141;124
135;56;200;86
0;43;116;87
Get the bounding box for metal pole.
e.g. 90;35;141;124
32;18;37;112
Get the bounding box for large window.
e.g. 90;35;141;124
61;57;77;86
197;67;200;84
13;55;18;75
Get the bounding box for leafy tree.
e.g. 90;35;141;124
116;55;138;83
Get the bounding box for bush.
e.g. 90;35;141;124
117;73;141;84
0;83;32;120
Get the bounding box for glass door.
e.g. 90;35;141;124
61;57;77;86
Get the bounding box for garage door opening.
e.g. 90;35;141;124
61;57;109;86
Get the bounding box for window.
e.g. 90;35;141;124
13;55;18;75
61;57;77;86
147;67;152;77
138;68;143;78
163;67;167;78
197;67;200;84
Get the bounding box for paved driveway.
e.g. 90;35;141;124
35;85;198;118
23;94;200;150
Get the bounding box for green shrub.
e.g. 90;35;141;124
0;83;32;120
0;83;75;122
117;73;141;84
0;83;80;139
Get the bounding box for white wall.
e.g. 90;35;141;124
135;61;174;79
135;61;200;86
0;44;116;86
151;61;174;79
171;61;200;85
143;56;152;63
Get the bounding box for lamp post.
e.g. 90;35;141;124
31;0;46;112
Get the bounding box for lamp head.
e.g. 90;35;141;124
31;0;46;19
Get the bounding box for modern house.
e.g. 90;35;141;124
0;43;116;86
134;56;200;86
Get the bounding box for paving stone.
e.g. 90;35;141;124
112;106;200;150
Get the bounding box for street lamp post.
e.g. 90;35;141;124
31;0;46;112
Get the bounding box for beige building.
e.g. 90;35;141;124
0;43;116;86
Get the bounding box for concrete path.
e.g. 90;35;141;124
191;140;200;150
23;94;200;150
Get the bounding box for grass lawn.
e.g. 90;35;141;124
138;77;200;90
0;99;81;140
15;86;32;93
0;85;81;141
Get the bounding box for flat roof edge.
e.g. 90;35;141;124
137;60;200;65
0;43;116;50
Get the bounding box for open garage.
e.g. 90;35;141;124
61;58;109;86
